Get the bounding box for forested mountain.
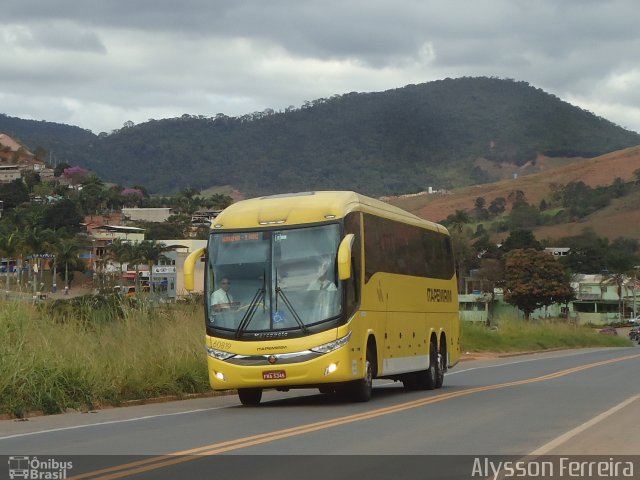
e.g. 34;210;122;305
2;77;640;196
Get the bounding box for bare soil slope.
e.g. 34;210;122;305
388;146;640;234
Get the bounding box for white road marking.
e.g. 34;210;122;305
448;349;609;375
529;394;640;455
0;406;228;441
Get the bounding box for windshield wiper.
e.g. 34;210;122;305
274;267;308;333
275;287;309;334
235;287;265;339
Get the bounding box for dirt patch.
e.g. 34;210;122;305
386;145;640;238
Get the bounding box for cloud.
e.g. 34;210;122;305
0;0;639;134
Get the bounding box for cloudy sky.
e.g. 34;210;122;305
2;0;640;134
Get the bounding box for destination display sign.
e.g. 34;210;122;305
221;233;262;243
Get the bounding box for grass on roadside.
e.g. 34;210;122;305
461;317;631;352
0;297;209;418
0;299;633;418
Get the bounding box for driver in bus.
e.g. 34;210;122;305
210;277;238;311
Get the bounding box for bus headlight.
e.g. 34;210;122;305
310;332;352;354
325;363;338;375
206;346;235;361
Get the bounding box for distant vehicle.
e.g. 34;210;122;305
113;285;149;298
598;326;618;335
629;327;640;342
630;316;640;326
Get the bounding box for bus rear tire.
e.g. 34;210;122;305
406;339;439;390
238;388;262;406
435;350;445;389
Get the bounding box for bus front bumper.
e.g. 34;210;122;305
206;345;361;390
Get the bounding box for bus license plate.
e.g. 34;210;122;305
263;370;286;380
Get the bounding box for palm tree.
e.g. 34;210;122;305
107;238;132;291
0;227;21;298
140;240;169;269
21;222;55;297
126;242;146;294
139;241;170;295
53;238;80;294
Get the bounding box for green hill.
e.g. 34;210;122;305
2;77;639;196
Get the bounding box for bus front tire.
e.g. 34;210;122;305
238;388;262;406
349;351;374;402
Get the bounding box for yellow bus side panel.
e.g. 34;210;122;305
360;272;460;375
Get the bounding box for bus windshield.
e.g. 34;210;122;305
207;224;342;334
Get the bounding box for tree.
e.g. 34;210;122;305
107;238;132;288
507;190;527;207
504;249;574;320
141;222;185;240
54;163;71;178
444;210;471;233
78;182;106;214
63;166;89;184
501;230;541;253
0;179;29;209
450;229;478;293
22;170;41;192
488;197;506;216
0;226;21;297
203;193;233;209
473;197;489;220
559;229;609;274
20;214;55;291
139;240;170;291
508;202;540;230
604;238;640;272
42;199;83;232
53;237;80;293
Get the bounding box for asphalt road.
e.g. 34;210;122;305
1;347;639;479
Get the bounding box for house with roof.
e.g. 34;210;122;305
570;273;640;324
122;207;175;223
0;133;53;182
0;165;22;183
459;269;639;325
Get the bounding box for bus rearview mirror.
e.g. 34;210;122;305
183;247;206;291
337;234;355;281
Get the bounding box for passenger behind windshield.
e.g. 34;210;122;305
307;260;337;291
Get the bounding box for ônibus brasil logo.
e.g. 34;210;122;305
8;456;73;480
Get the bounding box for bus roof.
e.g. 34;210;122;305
210;191;448;233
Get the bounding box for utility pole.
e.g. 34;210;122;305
634;266;639;319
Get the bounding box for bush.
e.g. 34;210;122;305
461;316;631;352
0;299;209;417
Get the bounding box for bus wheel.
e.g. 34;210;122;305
410;339;438;390
349;350;374;402
238;388;262;406
435;350;445;389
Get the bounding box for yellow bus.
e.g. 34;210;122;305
184;191;460;405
